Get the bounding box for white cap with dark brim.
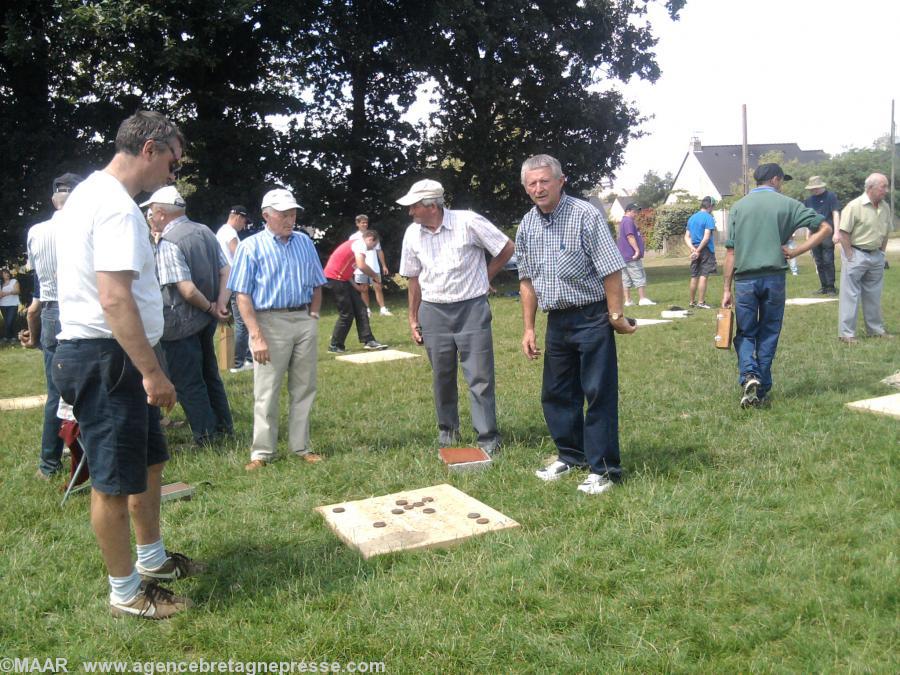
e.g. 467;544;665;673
139;185;185;208
261;188;303;212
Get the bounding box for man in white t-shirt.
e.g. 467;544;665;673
215;205;253;371
349;214;392;316
52;111;203;620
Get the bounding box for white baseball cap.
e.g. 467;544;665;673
261;188;303;212
396;179;444;206
139;185;185;208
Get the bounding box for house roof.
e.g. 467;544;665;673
587;195;608;218
677;143;829;197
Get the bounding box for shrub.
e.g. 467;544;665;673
649;202;696;250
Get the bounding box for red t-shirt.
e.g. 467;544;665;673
324;239;366;281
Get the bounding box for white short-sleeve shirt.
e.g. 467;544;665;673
216;223;239;265
399;209;509;303
56;171;164;343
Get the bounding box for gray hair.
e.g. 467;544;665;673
420;197;444;207
154;202;185;215
521;154;563;185
115;110;185;157
51;192;71;210
865;173;888;190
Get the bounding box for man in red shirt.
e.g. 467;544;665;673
323;230;389;353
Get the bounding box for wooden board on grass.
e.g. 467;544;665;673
0;394;47;411
439;446;492;472
845;393;900;420
784;298;838;306
316;483;518;559
335;349;421;364
633;318;672;326
161;482;194;502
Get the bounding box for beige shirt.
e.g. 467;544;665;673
840;193;893;250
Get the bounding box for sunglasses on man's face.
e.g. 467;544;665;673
154;139;182;176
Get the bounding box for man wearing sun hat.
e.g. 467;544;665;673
215;204;253;371
803;176;841;295
142;185;234;447
397;179;513;455
721;163;831;408
228;188;327;471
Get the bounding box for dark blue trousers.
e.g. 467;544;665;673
38;303;65;475
542;301;621;479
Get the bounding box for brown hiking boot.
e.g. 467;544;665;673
136;551;207;581
109;580;191;619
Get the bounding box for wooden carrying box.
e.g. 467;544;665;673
715;308;734;349
217;323;235;371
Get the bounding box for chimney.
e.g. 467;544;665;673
691;136;702;152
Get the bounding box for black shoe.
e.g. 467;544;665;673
740;377;761;408
364;340;388;351
327;344;346;354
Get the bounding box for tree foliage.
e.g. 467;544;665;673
632;169;674;208
1;0;687;262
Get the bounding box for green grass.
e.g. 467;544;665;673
1;253;897;672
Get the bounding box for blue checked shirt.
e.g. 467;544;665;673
515;194;625;311
227;227;326;309
154;217;228;285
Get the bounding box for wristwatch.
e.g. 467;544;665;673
610;312;622;321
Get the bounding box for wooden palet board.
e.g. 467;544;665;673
0;394;47;411
316;483;519;559
633;318;672;326
784;298;838;306
335;349;421;364
845;393;900;420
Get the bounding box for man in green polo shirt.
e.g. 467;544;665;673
722;163;831;408
837;173;893;342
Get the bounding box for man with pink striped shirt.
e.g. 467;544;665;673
398;179;514;454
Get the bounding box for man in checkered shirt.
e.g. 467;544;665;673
398;179;514;455
516;154;636;495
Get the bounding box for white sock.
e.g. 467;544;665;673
109;570;142;603
136;539;168;571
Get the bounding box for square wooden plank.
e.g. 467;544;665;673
845;393;900;420
334;349;421;364
439;447;492;472
316;483;519;559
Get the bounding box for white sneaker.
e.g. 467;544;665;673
109;580;191;620
577;473;614;495
624;300;635;307
535;460;572;481
366;308;372;317
379;307;393;316
228;360;253;373
638;298;657;306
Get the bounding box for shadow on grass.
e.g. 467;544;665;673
626;441;714;478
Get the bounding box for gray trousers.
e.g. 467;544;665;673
419;295;499;446
838;248;886;337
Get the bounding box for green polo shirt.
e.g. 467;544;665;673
725;187;825;280
839;193;893;250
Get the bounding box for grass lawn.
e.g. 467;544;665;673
1;252;897;672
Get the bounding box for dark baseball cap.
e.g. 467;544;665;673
229;205;249;217
52;172;84;194
753;163;792;183
624;202;641;212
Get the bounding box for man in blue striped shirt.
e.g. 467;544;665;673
516;154;636;495
228;188;327;471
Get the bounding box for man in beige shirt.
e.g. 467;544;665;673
837;173;893;342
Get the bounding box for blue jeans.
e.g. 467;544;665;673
542;301;621;479
161;320;233;444
38;304;65;475
0;305;16;339
230;295;250;366
733;274;786;399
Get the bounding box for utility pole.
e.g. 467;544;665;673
742;104;749;195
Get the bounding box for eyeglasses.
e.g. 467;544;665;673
153;138;182;176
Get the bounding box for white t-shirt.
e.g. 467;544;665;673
0;279;18;307
56;171;164;343
216;223;239;265
349;229;381;274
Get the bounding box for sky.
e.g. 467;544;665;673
609;0;900;191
